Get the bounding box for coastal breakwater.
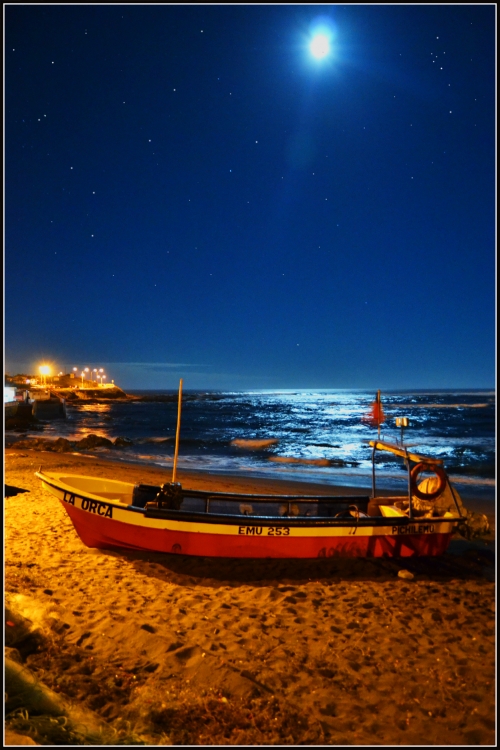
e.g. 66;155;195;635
54;385;128;401
4;384;187;432
4;385;128;431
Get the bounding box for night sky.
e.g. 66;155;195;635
5;5;495;390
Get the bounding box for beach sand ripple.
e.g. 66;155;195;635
4;450;496;745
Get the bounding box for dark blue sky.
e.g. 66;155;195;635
5;5;495;389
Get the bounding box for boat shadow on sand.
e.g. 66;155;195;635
92;537;495;586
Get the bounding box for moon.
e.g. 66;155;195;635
310;33;330;59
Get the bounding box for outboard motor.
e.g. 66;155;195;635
154;482;184;511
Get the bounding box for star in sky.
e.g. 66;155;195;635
4;5;495;389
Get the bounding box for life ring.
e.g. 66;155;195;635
410;463;447;501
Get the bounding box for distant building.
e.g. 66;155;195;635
5;373;33;386
28;390;51;401
51;373;77;387
4;386;16;403
6;371;108;390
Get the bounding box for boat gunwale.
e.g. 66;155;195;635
36;471;460;528
141;507;458;528
37;470;376;503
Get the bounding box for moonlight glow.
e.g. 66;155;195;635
310;33;330;59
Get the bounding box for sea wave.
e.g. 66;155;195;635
9;389;494;496
135;437;174;444
447;475;496;487
24;438;487;502
392;403;492;409
231;439;279;450
269;456;332;466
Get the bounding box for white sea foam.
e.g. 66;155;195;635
231;439;279;449
11;389;493;494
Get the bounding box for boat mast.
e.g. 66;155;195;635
376;389;382;440
172;378;183;484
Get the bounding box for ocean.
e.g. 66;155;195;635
11;389;495;501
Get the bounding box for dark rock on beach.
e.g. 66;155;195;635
5;403;39;431
5;606;46;659
9;434;135;453
5;416;34;431
5;485;30;497
76;434;113;449
53;438;74;452
9;438;71;453
113;436;134;447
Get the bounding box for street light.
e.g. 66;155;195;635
93;368;98;383
81;372;85;385
39;365;50;386
84;367;89;383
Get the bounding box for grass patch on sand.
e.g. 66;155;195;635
5;709;149;746
149;694;327;745
6;696;329;745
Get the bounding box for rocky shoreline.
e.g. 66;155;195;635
51;386;128;401
9;435;135;453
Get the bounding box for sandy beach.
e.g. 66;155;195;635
5;448;496;745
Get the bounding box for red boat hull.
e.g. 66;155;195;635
63;502;453;559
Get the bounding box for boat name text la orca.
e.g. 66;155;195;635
63;492;113;519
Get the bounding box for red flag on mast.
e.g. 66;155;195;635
362;390;385;434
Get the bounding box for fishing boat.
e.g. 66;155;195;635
37;432;468;559
35;383;466;558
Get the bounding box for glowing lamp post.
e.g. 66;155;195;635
93;368;98;383
39;365;50;386
81;372;85;385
